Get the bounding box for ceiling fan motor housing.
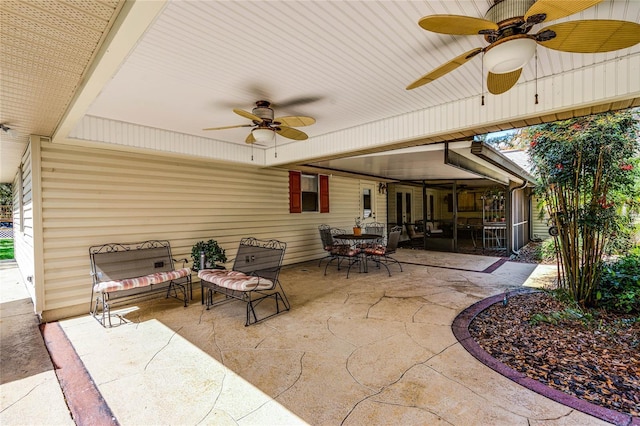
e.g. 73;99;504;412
252;100;275;122
485;0;535;27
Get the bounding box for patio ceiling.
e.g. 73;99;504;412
1;0;639;183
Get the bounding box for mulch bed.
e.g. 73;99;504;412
468;292;640;417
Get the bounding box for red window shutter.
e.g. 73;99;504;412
289;171;302;213
319;174;330;213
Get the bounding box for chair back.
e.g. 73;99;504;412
386;230;401;253
319;224;334;250
365;222;385;236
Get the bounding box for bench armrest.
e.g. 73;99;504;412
173;258;189;268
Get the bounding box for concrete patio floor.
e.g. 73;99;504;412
1;249;610;425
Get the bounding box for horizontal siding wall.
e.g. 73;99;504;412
13;143;36;302
39;141;379;320
531;196;551;241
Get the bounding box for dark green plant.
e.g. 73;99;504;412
533;238;558;263
191;239;227;272
529;307;592;326
596;247;640;314
526;110;640;307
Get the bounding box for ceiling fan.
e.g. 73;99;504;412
203;100;316;144
407;0;640;95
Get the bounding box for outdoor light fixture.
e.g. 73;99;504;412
0;123;16;137
252;128;275;143
483;35;537;74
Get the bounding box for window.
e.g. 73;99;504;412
289;171;329;213
301;174;318;211
362;188;372;218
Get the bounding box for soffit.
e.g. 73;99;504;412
0;0;125;182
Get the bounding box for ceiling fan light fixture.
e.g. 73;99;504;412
252;127;275;143
483;35;536;74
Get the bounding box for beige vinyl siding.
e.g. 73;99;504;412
13;141;37;303
531;196;551;241
38;141;379;320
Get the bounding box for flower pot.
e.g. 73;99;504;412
353;227;362;236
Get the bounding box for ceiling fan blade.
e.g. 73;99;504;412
419;15;498;35
245;132;256;144
233;108;262;122
406;48;482;90
524;0;603;25
538;20;640;53
276;126;308;141
202;124;252;131
273;96;323;109
275;116;316;127
487;69;522;95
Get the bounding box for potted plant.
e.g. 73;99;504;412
191;239;227;272
353;217;362;236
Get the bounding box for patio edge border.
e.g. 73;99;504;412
451;290;637;426
41;322;119;426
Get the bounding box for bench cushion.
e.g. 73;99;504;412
198;269;274;291
94;267;191;293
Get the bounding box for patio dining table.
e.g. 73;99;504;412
333;233;382;273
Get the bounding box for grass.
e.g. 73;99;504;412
0;239;14;260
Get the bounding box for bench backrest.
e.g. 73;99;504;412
232;237;286;283
90;240;175;283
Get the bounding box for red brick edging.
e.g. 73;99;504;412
40;322;119;426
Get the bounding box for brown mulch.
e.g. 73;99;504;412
468;292;640;417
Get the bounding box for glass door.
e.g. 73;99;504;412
395;190;413;227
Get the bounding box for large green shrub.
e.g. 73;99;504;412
597;247;640;314
526;110;640;307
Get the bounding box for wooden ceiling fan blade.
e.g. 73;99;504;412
407;48;482;90
233;108;262;122
275;116;316;127
487;69;522;95
245;132;256;144
538;20;640;53
203;124;252;131
419;15;498;35
524;0;603;24
276;126;308;140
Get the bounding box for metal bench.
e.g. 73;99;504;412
198;237;290;326
89;240;191;327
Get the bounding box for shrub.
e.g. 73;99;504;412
534;238;558;263
596;247;640;314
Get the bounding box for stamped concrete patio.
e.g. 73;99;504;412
2;249;609;425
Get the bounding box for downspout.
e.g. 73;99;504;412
510;180;529;256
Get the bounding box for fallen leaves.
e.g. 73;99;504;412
469;292;640;417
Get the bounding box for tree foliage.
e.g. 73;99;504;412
0;183;12;206
525;110;640;307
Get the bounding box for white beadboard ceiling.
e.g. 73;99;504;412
1;0;639;183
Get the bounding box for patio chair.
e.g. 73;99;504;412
365;222;385;237
363;221;386;247
318;224;339;268
319;226;350;271
365;227;403;276
405;223;424;247
326;233;362;278
426;221;444;237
